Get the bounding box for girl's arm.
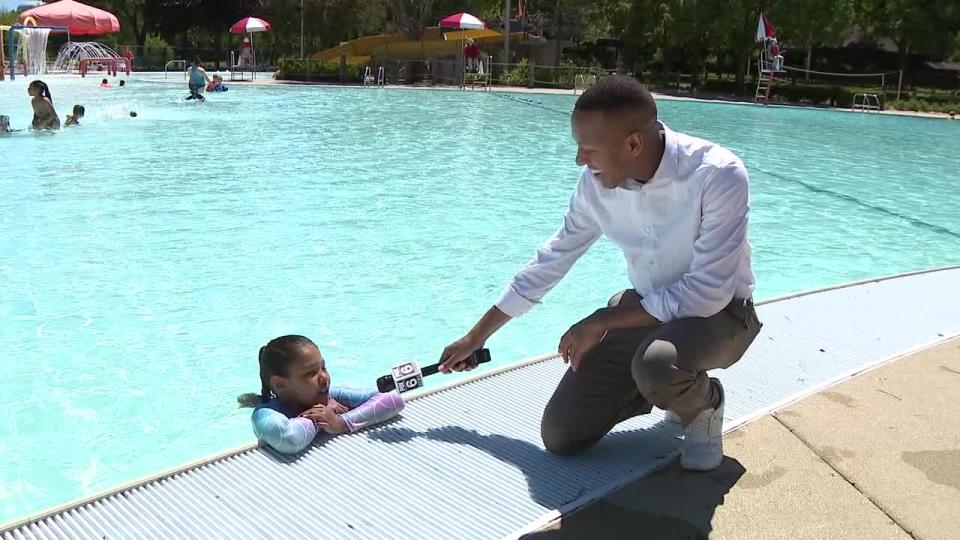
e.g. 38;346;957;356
251;407;318;454
329;387;405;433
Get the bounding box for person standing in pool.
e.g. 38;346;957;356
438;75;761;472
186;57;210;101
28;80;60;130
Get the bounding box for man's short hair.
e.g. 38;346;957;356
574;75;657;120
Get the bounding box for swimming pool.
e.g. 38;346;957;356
1;74;958;523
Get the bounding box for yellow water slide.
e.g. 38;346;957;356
313;27;524;63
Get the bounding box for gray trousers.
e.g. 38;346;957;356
541;289;762;455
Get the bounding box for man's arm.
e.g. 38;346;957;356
440;171;602;372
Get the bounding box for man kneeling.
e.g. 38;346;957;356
438;75;761;471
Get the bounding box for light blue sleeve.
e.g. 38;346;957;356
251;407;318;454
330;386;405;433
329;386;379;408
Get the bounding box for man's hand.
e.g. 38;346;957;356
558;313;608;372
438;334;485;374
299;404;348;435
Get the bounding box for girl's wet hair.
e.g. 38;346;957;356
29;80;52;103
237;335;317;407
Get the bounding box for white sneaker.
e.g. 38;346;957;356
680;378;725;471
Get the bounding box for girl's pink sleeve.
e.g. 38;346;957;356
332;387;405;433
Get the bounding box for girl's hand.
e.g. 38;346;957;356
327;398;350;415
299;405;348;435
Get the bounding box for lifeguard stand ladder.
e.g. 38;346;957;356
755;44;784;105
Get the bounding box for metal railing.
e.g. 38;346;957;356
852;93;882;112
164;60;186;80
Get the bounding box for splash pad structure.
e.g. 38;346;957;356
54;41;132;77
5;23;70;80
6;0;123;81
6;23;70;80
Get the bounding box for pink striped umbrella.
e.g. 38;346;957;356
439;12;485;30
230;17;271;34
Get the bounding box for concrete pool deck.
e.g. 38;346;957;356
523;336;960;540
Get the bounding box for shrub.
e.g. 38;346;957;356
501;58;529;87
142;34;174;70
276;58;364;82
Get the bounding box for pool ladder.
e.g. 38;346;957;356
165;60;187;80
852;93;881;113
574;74;597;95
364;66;385;88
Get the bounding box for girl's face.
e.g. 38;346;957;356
272;344;331;409
27;85;39;97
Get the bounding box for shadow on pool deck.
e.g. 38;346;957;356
521;459;744;540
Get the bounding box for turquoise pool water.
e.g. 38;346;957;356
1;74;958;523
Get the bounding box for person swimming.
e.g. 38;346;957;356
28;80;60;130
237;335;405;454
100;78;110;89
206;74;228;92
0;115;11;133
64;104;85;127
186;57;210;101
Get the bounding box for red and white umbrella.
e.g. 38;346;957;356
755;12;775;42
439;12;485;30
230;16;271;34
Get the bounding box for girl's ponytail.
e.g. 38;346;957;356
237;346;273;407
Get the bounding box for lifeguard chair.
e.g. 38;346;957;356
754;11;784;105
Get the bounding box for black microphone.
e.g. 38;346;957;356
376;349;492;393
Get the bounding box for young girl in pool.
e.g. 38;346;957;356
28;80;60;130
238;335;405;454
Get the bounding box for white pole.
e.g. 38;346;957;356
300;0;304;59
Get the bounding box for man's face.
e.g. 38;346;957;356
572;110;641;189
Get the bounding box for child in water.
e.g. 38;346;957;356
28;80;59;130
206;74;228;92
238;335;405;454
64;105;85;126
0;115;10;133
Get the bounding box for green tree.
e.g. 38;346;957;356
855;0;960;75
771;0;855;78
716;0;775;94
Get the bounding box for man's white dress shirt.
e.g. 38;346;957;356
496;122;755;323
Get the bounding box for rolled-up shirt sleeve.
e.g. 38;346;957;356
641;163;750;322
496;173;602;318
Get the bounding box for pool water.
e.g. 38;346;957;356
1;74;958;523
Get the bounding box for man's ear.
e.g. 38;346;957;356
626;132;644;156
